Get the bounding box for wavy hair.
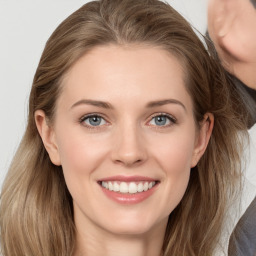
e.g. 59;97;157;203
0;0;248;255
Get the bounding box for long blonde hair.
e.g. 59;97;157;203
0;0;248;255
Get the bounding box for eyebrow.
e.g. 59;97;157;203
70;98;186;112
70;99;113;110
146;99;187;112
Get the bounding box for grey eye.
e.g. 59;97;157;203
84;116;106;126
149;115;171;126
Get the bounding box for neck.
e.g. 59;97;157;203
73;216;167;256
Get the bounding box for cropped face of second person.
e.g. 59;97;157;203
35;45;212;240
208;0;256;87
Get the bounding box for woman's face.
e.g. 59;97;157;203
38;45;211;237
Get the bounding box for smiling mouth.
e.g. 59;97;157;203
98;181;159;194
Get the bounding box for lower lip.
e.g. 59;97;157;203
99;183;159;205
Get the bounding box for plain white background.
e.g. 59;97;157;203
0;0;255;204
0;1;256;255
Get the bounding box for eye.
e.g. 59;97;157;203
80;115;107;127
148;114;176;127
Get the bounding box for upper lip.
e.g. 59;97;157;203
99;175;159;182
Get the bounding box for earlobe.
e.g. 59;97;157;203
191;113;214;168
35;110;61;166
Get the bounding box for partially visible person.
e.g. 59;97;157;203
208;0;256;255
208;0;256;127
208;0;256;90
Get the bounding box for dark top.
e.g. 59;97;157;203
228;196;256;256
228;77;256;255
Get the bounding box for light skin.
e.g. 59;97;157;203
35;45;213;256
208;0;256;89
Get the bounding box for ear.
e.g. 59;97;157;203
208;0;256;60
35;110;61;166
208;0;256;88
208;0;236;38
191;113;214;168
217;0;256;61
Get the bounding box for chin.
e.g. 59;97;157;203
101;213;167;237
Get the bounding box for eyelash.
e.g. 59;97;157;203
79;113;109;130
148;113;177;128
79;113;177;129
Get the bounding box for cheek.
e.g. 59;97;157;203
147;131;195;213
55;128;110;183
55;129;111;211
149;130;196;173
161;141;193;192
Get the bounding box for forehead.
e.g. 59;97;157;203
58;44;193;111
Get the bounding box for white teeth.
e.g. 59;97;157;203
137;183;144;192
101;181;157;194
129;182;137;194
108;182;113;191
113;182;119;192
120;182;129;193
102;181;108;189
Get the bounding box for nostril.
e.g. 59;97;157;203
110;133;148;166
114;158;143;166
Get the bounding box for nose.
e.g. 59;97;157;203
111;124;148;167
